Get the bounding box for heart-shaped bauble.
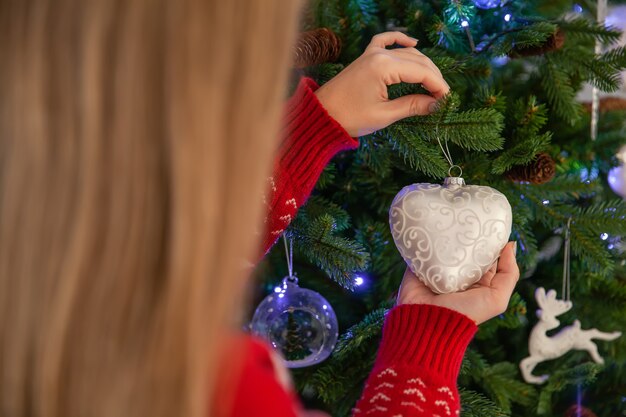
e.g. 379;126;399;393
389;177;512;294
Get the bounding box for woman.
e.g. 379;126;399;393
0;1;518;416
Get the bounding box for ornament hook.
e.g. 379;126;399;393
448;164;463;178
282;234;297;282
435;124;462;178
562;218;572;302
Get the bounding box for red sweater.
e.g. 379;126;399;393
228;78;478;417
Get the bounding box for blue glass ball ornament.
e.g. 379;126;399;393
250;276;339;368
472;0;501;9
608;165;626;198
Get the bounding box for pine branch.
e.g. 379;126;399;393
572;199;626;235
491;132;552;174
460;348;489;381
537;363;602;415
513;175;599;201
304;308;386;414
601;45;626;68
331;307;387;362
583;59;623;92
300;195;352;231
383;128;450;178
292;214;369;289
512;181;616;274
508;96;548;138
315;163;337;190
482;362;537;413
459;389;509;417
556;17;623;45
355;135;393;178
479;21;556;56
569;227;614;276
541;57;581;124
345;0;378;32
422;108;504;151
398;108;505;151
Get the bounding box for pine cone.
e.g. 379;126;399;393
563;405;598;417
506;153;556;184
293;28;342;69
509;28;565;58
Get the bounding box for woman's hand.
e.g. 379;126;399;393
397;242;520;324
314;31;450;137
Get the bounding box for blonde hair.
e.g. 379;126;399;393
0;1;300;416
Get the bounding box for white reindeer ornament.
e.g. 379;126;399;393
520;287;622;384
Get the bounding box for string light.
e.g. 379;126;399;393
504;13;511;21
461;20;469;27
354;276;365;286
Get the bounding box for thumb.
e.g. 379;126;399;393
384;94;438;123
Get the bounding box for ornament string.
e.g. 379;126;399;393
562;218;572;302
282;234;296;282
591;0;608;141
435;125;463;177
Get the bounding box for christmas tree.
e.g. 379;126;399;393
252;0;626;415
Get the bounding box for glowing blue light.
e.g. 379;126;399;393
323;305;328;310
608;244;615;250
473;0;501;9
354;276;364;286
504;13;511;22
573;4;583;13
580;166;599;182
278;293;285;298
274;287;282;293
461;20;469;28
601;233;609;240
542;200;550;205
491;55;509;67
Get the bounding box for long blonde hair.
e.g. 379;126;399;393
0;1;300;416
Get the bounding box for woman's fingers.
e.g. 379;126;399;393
476;260;498;288
377;55;449;122
367;31;418;50
489;242;520;312
382;56;449;97
388;48;444;78
383;93;439;121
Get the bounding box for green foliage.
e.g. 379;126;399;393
382;127;450;178
291;212;370;289
483;22;557;56
541;57;582;124
491;133;552;174
459;389;509;417
556;17;623;44
536;363;602;414
481;362;537;413
301;308;387;416
443;0;476;26
253;0;626;416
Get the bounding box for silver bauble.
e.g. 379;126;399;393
389;177;512;294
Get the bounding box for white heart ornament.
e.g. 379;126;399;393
389;177;512;294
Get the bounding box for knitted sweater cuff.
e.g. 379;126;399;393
278;77;359;202
375;304;477;383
